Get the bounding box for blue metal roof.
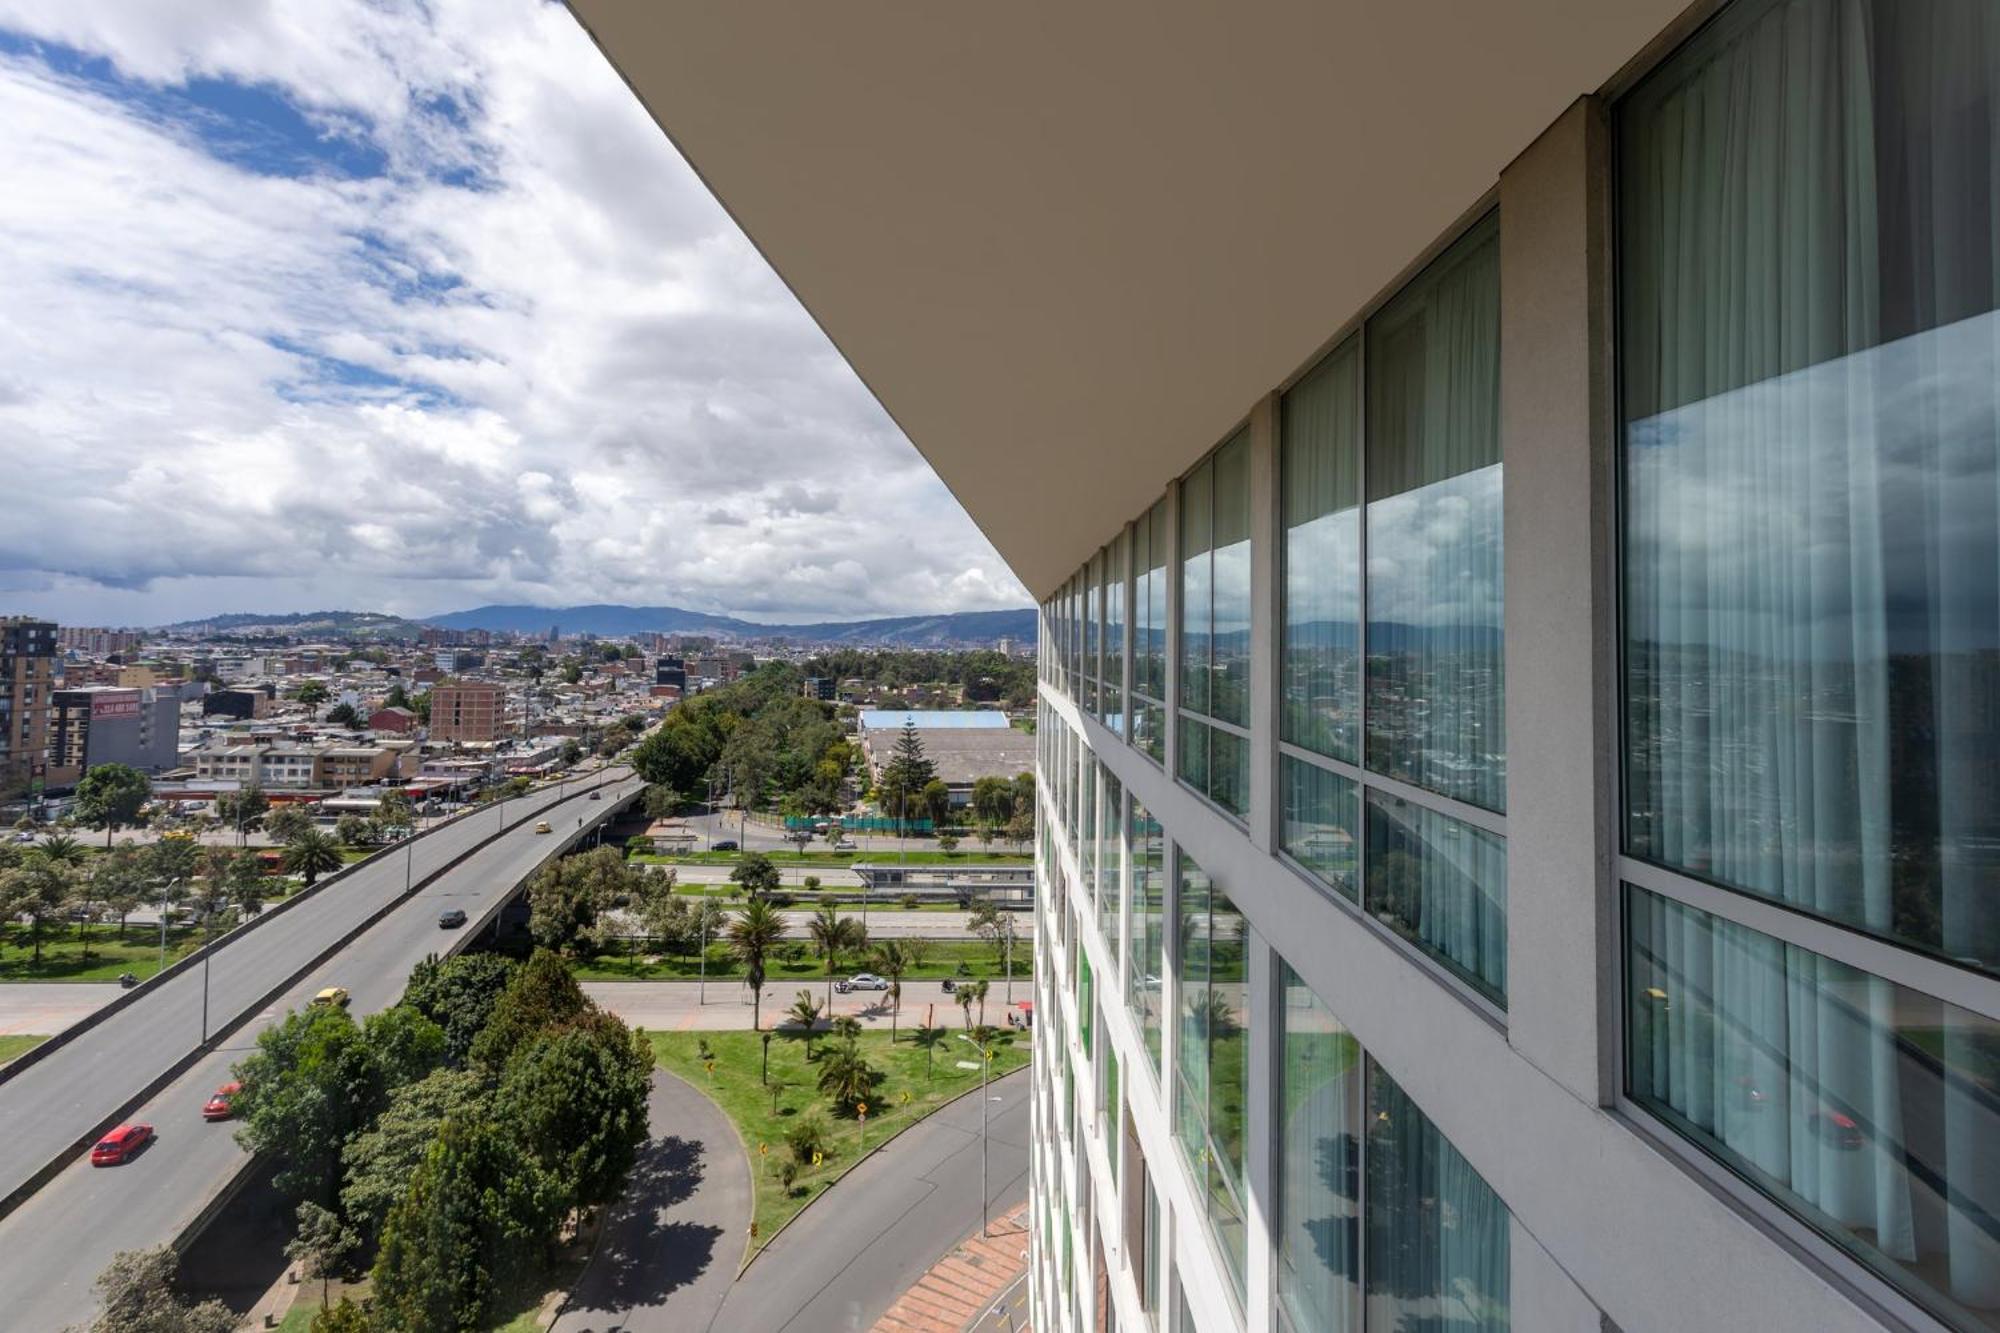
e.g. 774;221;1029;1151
858;709;1011;730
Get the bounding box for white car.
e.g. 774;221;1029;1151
842;973;890;991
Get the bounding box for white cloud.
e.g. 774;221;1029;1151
0;0;1027;625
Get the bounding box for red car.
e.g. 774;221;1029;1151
202;1082;242;1122
90;1123;154;1166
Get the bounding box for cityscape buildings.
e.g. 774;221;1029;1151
0;618;56;794
426;679;506;744
572;1;2000;1330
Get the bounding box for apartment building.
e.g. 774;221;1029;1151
427;679;506;744
575;3;1999;1330
190;742;326;790
47;686;180;783
320;745;399;788
0;618;56;795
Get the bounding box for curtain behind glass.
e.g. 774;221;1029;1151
1627;886;2000;1322
1283;338;1363;763
1365;214;1506;813
1366;1060;1510;1330
1365;791;1508;1006
1621;0;2000;974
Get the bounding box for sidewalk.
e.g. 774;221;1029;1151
871;1202;1031;1333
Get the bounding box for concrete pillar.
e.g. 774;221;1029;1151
1496;97;1618;1104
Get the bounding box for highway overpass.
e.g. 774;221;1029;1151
0;770;643;1330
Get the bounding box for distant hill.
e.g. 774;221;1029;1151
161;610;427;637
424;603;1037;647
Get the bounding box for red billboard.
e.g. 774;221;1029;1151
90;690;142;721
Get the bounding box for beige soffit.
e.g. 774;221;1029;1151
567;0;1692;598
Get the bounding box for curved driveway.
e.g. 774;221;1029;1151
552;1070;751;1333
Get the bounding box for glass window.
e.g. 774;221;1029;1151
1365;212;1505;813
1364;791;1507;1006
1278;960;1361;1333
1620;0;2000;976
1177;432;1253;818
1211;433;1252;730
1132;497;1170;765
1366;1058;1511;1330
1283;336;1363;764
1083;556;1100;715
1175;850;1250;1300
1105;530;1126;732
1127;799;1165;1078
1179;461;1213;716
1628;885;2000;1327
1098;771;1122;956
1281;757;1360;902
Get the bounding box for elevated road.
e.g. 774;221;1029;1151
0;771;643;1330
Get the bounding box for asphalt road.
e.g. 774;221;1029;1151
706;1066;1031;1333
0;772;643;1331
551;1070;751;1333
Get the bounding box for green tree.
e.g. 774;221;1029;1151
282;827;344;886
36;830;86;866
1005;807;1035;853
296;680;330;711
73;763;152;848
815;1033;877;1117
215;783;271;841
469;949;592;1070
213;847;268;920
376;788;416;829
970;775;1015;828
371;1116;563;1332
807;903;866;1009
341;1068;488;1245
334;813;371;848
146;833;201;891
0;853;78;963
286;1201;359;1312
527;845;641;957
872;937;925;1044
728;851;781;900
265;805;313;844
309;1298;371;1333
325;701;362;728
91;842;152;940
83;1246;235;1333
383;682;411;710
725;899;787;1031
875;722;936;834
494;1020;653;1215
785;989;824;1059
920;779;952;829
936;831;959;854
233;1005;386;1204
403;953;517;1065
641;783;681;821
362;1004;447;1087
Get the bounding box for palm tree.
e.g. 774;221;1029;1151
815;1035;875;1117
871;937;924;1044
956;986;975;1031
971;977;991;1028
786;989;825;1059
808;904;866;1009
727;899;787;1031
281;828;343;887
36;832;86;867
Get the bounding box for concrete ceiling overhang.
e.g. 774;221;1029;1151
567;1;1693;599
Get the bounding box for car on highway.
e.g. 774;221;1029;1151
310;986;351;1009
201;1081;241;1122
90;1123;153;1166
713;839;739;852
534;820;553;834
437;908;468;929
588;791;601;800
838;973;890;992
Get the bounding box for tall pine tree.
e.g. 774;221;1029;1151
876;722;937;832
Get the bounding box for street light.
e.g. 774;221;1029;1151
698;908;708;1006
156;876;181;974
978;1032;992;1238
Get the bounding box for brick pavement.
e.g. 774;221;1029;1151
872;1202;1032;1333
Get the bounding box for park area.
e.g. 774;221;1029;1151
648;1025;1027;1252
575;936;1027;984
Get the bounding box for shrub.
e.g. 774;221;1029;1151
900;894;920;911
786;1114;827;1166
802;875;821;892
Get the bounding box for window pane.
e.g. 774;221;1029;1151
1211;430;1252;728
1281;757;1360;902
1177;851;1212;1113
1136;699;1165;766
1105;531;1126;730
1365;213;1505;813
1178;714;1210;798
1127;799;1165;1078
1620;0;2000;975
1278;960;1361;1333
1364;790;1508;1006
1365;1058;1511;1330
1180;459;1213;715
1627;885;2000;1327
1098;772;1122;953
1207;887;1248;1197
1283;337;1363;763
1209;725;1250;819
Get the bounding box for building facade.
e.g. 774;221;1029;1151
427;679;505;744
47;686;180;783
0;618;56;795
573;3;2000;1330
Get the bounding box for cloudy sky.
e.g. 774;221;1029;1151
0;0;1026;627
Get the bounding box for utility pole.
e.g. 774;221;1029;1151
979;1035;991;1238
156;876;180;974
698;909;707;1006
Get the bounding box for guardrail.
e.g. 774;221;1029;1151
0;773;635;1224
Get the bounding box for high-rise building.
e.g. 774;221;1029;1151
0;618;57;795
578;6;2000;1331
428;680;505;744
47;686;180;783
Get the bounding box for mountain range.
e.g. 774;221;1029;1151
165;603;1037;647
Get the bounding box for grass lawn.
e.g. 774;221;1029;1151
633;850;1029;867
649;1026;1028;1254
576;937;1030;984
0;1034;46;1065
0;923;204;982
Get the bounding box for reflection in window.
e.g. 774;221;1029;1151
1366;1060;1511;1330
1097;771;1122;956
1278;961;1361;1333
1134;497;1170;764
1365;791;1507;1006
1620;0;2000;975
1366;213;1505;813
1283;336;1362;764
1127;800;1165;1079
1175;851;1251;1300
1179;433;1253;817
1627;885;2000;1327
1104;530;1126;734
1281;757;1360;902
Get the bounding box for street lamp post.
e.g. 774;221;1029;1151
156;876;180;974
698;910;707;1006
979;1034;991;1238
